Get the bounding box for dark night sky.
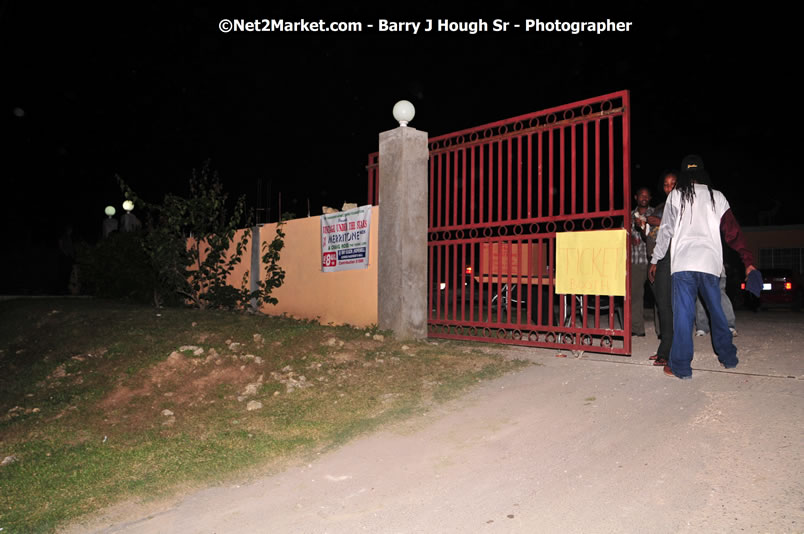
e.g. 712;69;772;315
1;2;798;253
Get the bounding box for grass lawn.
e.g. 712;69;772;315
0;298;529;533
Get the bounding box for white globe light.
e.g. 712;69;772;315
392;100;415;127
105;205;116;217
122;200;134;212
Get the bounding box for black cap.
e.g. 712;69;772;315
680;154;710;183
681;154;704;171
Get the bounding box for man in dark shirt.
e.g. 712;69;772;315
646;171;676;366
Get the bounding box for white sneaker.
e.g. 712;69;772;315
695;330;706;337
730;327;738;336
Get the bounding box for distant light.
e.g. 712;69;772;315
392;100;415;127
122;200;134;212
105;206;116;217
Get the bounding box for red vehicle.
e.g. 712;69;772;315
742;268;804;310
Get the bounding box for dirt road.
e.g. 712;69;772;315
67;309;804;533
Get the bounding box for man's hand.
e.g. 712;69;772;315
745;264;757;279
648;263;657;283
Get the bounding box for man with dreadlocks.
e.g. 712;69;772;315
648;155;756;379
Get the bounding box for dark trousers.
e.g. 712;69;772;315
631;263;648;335
652;254;673;359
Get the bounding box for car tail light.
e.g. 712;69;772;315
785;282;792;290
465;266;472;275
741;282;746;290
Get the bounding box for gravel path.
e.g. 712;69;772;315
67;309;804;534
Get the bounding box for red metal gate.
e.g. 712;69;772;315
369;91;632;355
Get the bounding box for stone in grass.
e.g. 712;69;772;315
161;409;174;417
373;334;384;342
323;337;344;347
253;333;264;344
229;342;242;352
246;400;263;411
241;383;259;397
204;349;220;364
1;455;18;466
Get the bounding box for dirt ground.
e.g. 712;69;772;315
65;309;803;533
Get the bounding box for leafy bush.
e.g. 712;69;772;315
117;162;285;309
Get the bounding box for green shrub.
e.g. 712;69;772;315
117;162;285;310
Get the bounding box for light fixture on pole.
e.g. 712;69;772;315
102;206;119;237
122;200;134;213
392;100;415;127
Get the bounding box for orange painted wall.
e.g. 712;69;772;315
256;206;379;326
188;232;252;298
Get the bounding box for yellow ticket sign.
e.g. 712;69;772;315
555;229;627;296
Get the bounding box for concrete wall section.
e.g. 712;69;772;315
257;207;379;326
741;225;804;269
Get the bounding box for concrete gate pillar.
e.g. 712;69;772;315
377;124;429;339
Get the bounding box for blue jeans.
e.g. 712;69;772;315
670;271;738;378
695;270;735;332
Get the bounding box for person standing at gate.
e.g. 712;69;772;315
630;186;655;336
648;155;756;379
646;170;676;366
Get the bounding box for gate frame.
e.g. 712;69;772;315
369;90;632;355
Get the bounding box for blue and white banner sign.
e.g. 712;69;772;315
321;205;372;272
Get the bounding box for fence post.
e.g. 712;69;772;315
378;125;429;339
250;224;260;312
